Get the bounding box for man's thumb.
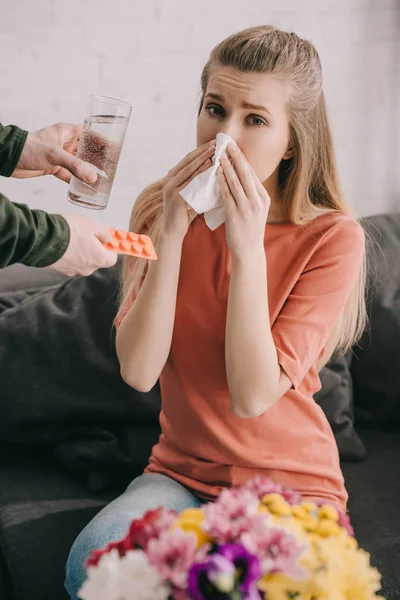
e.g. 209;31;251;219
93;224;114;244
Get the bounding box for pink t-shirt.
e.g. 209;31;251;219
120;212;365;510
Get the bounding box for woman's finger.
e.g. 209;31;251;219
168;140;216;179
220;151;247;211
173;144;216;187
226;143;259;203
179;156;213;190
217;165;236;216
248;166;271;208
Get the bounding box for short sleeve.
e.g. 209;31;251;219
272;219;365;388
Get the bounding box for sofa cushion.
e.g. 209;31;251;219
315;353;366;461
0;264;66;293
0;264;161;493
0;264;67;315
352;214;400;425
342;428;400;599
0;445;116;600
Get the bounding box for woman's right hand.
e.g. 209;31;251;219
162;139;216;240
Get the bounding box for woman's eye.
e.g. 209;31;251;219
248;115;266;127
206;104;224;117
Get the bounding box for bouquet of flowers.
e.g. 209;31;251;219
79;477;383;600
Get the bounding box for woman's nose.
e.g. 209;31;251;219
216;120;240;143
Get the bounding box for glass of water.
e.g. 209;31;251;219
67;95;132;210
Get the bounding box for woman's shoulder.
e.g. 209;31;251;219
297;211;365;250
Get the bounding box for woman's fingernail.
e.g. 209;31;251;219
228;141;237;152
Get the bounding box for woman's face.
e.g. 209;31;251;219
197;65;293;190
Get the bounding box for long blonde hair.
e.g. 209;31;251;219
119;25;367;353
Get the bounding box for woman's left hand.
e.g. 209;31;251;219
218;141;270;262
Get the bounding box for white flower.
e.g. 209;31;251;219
119;550;170;600
78;549;123;600
78;549;170;600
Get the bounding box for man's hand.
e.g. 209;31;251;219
48;214;118;277
12;122;97;184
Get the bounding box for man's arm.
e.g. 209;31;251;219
0;124;28;178
0;193;70;268
0;122;116;275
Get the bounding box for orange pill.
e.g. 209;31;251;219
103;228;157;260
132;242;143;254
142;245;153;257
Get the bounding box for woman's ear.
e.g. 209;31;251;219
282;145;294;160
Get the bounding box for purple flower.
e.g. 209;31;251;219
188;544;262;600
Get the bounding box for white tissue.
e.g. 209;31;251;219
180;133;234;230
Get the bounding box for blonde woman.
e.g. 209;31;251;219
65;25;366;599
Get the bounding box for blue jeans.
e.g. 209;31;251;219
65;473;202;600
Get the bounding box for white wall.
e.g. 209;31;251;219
1;0;399;229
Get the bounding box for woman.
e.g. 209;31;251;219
65;25;366;599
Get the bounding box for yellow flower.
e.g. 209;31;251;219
172;508;212;547
300;516;319;533
261;493;292;516
291;505;308;520
341;546;383;600
318;505;339;522
344;536;359;550
302;502;317;513
258;573;309;600
314;518;342;538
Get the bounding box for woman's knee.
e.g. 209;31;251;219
65;474;201;599
65;516;125;600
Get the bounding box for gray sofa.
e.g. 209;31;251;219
0;213;399;600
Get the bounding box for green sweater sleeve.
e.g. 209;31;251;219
0;193;70;268
0;123;28;177
0;123;71;268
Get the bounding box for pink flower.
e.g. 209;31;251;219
85;507;177;568
202;488;261;544
281;488;303;505
123;507;178;552
171;590;189;600
146;529;199;590
337;510;354;537
86;541;127;568
243;476;302;506
243;476;284;498
239;523;307;579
